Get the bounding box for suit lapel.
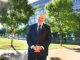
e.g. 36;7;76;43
35;24;38;34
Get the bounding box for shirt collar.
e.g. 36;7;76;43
37;23;43;27
37;23;43;29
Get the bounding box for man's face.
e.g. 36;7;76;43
38;14;45;24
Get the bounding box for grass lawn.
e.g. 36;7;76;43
0;37;80;50
0;38;27;50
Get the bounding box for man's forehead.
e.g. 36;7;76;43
38;14;45;18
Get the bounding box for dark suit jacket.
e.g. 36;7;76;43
27;23;51;56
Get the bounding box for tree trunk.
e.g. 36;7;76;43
59;26;63;46
11;26;16;50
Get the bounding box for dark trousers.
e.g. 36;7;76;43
28;53;47;60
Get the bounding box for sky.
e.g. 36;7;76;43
0;23;3;29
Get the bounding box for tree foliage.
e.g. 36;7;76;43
45;0;73;46
0;0;34;48
0;0;34;33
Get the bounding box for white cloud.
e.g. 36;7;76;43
28;0;38;3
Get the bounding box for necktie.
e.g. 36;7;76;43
38;25;41;32
37;25;41;44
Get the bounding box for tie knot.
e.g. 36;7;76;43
39;25;41;28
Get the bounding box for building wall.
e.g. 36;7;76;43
73;0;80;11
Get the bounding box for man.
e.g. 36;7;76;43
27;13;51;60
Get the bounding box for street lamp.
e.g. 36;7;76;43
0;0;8;37
0;0;8;9
0;0;8;2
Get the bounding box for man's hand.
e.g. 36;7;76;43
32;46;38;51
34;45;43;52
32;45;43;53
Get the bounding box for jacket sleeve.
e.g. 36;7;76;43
42;26;52;48
27;26;33;47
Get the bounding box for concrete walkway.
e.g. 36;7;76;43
47;48;80;60
0;48;80;60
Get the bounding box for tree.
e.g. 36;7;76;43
70;12;80;38
0;0;34;49
45;0;73;46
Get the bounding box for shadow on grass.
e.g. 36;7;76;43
51;42;80;45
50;57;61;60
62;46;80;52
51;42;80;52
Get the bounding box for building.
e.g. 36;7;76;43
28;0;80;25
73;0;80;11
28;0;51;25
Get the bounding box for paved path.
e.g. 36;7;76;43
47;48;80;60
0;48;80;60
